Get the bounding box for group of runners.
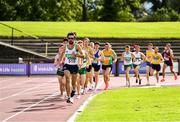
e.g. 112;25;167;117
122;43;177;87
54;32;177;104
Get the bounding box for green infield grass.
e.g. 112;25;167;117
76;87;180;122
0;22;180;38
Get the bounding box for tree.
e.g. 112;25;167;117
142;0;180;13
1;0;179;21
0;0;16;20
99;0;141;21
166;0;180;13
0;0;82;21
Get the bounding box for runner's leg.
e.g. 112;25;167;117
161;64;167;82
125;67;131;87
170;65;177;80
146;66;150;85
64;70;71;98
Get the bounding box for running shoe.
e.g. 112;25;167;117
71;90;76;97
136;79;138;83
161;79;165;82
139;79;142;85
80;88;84;94
76;95;81;99
84;87;88;94
174;74;178;80
70;97;74;104
67;97;71;103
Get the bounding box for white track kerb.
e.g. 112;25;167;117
67;78;104;122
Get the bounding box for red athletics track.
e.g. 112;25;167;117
0;75;180;122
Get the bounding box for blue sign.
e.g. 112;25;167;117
0;64;28;75
0;62;153;75
30;63;57;75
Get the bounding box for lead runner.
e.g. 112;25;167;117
60;32;84;103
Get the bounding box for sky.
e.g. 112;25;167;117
144;1;153;11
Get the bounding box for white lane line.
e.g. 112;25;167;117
21;86;58;96
67;78;104;122
1;91;59;122
0;79;56;102
0;78;41;90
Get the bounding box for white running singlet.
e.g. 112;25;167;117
123;52;133;65
133;52;142;65
64;44;78;65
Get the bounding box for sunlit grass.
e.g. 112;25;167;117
0;22;180;38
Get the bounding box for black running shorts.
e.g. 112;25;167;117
152;64;161;71
63;64;79;74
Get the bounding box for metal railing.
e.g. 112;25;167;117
0;22;51;56
0;22;39;45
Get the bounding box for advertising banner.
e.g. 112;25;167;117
0;62;178;75
0;64;27;75
30;63;57;75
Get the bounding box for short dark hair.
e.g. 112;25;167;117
125;45;130;48
67;32;75;38
63;38;68;42
59;43;64;47
94;41;100;45
136;45;140;48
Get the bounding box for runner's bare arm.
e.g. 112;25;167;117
99;51;105;62
112;50;117;63
121;53;124;61
78;56;82;68
141;52;146;62
89;47;94;59
131;53;136;62
76;44;85;58
86;52;91;66
160;53;164;62
59;45;65;64
170;50;174;59
54;57;58;66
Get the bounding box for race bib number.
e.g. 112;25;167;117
125;57;131;63
154;56;160;63
68;57;76;63
135;57;141;62
164;54;169;60
66;54;76;63
105;56;110;60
